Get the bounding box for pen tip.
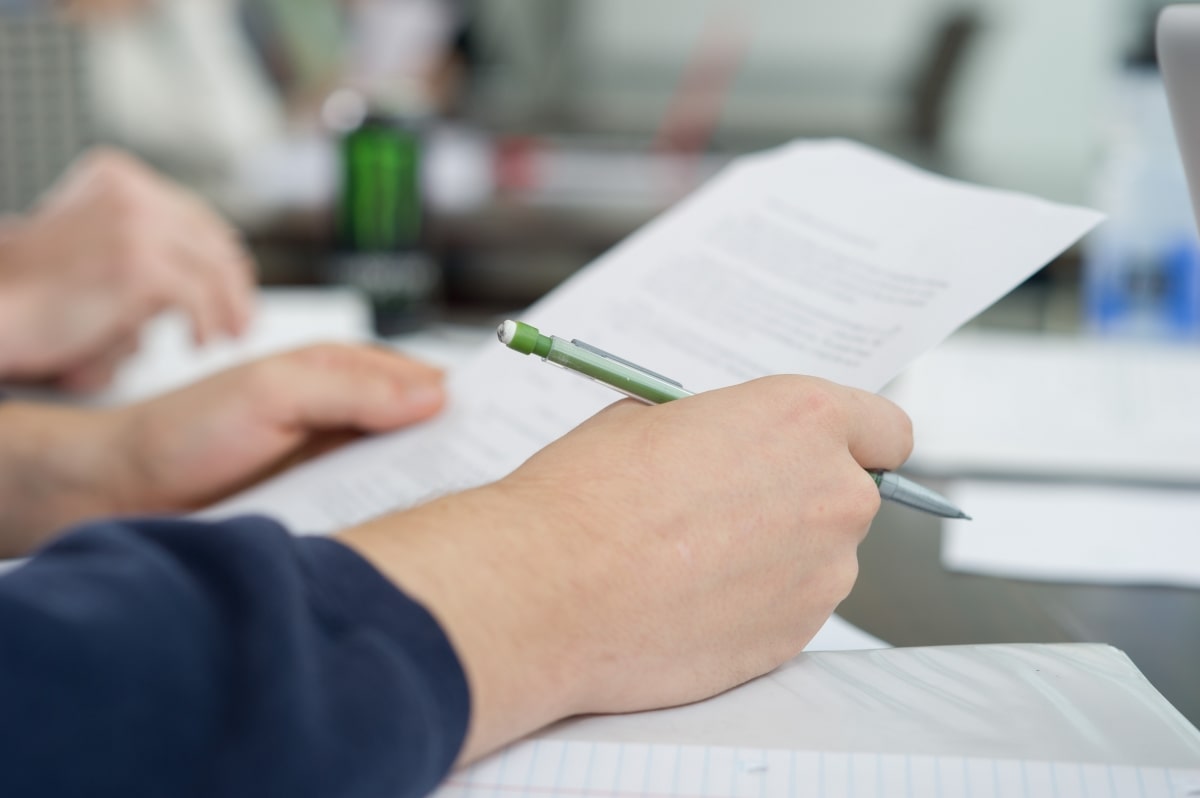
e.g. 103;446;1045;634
958;512;973;521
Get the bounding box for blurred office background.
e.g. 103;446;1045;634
6;0;1200;728
0;0;1191;333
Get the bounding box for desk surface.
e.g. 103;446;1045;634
842;496;1200;729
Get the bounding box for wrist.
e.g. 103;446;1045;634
338;481;589;764
0;402;123;556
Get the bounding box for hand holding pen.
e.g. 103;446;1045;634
498;320;968;520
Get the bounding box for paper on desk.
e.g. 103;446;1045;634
540;643;1200;765
885;330;1200;482
448;644;1200;796
440;740;1200;798
205;139;1101;535
942;479;1200;588
98;287;372;404
803;613;887;651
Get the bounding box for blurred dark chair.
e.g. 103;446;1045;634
907;9;982;153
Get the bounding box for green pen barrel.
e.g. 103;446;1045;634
545;337;693;405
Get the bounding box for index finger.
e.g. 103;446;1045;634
837;384;914;471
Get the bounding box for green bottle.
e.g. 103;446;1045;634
331;111;439;334
339;114;422;252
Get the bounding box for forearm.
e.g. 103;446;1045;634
0;402;115;556
0;211;145;548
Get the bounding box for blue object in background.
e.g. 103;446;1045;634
1084;229;1200;339
1166;235;1200;335
1083;66;1200;339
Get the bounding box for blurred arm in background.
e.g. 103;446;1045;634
56;0;151;20
0;148;257;392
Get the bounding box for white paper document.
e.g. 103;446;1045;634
206;140;1101;535
942;479;1200;588
886;330;1200;483
437;740;1200;798
803;613;887;651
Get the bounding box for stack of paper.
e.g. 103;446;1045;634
885;330;1200;483
942;479;1200;587
885;331;1200;586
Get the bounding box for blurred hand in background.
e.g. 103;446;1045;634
0;343;446;558
56;0;153;22
0;148;257;392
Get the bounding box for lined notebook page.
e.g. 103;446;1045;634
436;740;1200;798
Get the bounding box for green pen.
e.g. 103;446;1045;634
498;320;971;521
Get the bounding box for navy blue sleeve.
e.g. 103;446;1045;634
0;516;470;798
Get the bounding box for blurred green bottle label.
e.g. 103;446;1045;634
339;118;422;251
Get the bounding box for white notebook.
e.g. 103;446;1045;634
439;740;1200;798
439;644;1200;797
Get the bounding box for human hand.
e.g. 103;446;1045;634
0;148;256;392
339;375;913;762
0;344;444;557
